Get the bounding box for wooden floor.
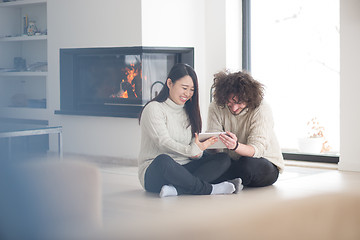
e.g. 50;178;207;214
9;153;358;240
2;152;360;239
86;159;360;240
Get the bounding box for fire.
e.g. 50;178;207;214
118;63;139;99
122;90;128;98
126;63;138;83
110;63;141;98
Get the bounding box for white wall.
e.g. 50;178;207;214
141;0;241;131
225;0;242;72
141;0;208;127
203;0;242;128
47;0;235;160
47;0;143;159
339;0;360;172
203;0;226;128
45;0;360;173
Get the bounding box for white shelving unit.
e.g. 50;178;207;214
0;0;46;7
0;0;48;120
0;71;47;77
0;34;47;41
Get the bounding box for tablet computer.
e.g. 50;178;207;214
199;132;227;149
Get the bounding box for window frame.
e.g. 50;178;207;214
243;0;339;164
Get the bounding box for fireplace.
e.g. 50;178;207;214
55;46;194;118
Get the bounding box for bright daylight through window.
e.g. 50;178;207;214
251;0;340;156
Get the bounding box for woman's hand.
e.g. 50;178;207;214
219;131;238;150
194;133;218;151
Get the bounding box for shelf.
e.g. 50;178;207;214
0;35;47;42
0;0;46;8
0;71;47;77
0;0;48;122
0;107;50;120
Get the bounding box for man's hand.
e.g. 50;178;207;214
219;131;238;150
219;131;255;156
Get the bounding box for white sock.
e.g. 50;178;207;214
159;185;178;198
211;181;235;195
228;178;243;193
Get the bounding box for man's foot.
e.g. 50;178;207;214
228;178;243;193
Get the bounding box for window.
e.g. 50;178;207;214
250;0;340;161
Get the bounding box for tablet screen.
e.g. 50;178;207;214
199;132;227;149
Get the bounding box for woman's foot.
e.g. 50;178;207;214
211;182;235;195
159;185;178;198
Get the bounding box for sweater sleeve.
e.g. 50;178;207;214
247;103;273;158
206;102;225;132
141;102;202;158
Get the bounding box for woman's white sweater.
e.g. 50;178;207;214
138;98;202;188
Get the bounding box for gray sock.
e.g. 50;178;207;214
211;181;235;195
159;185;178;198
228;178;243;193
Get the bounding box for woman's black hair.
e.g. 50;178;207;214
138;63;202;136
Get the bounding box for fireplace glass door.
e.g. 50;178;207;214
58;47;194;118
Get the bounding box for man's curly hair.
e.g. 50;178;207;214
212;70;264;110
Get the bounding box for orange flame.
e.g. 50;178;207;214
118;63;139;99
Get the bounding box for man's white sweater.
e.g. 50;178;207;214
207;101;285;173
138;98;202;188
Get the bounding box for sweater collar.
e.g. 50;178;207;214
226;105;249;117
165;98;185;110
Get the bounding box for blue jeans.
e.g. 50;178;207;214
144;152;231;195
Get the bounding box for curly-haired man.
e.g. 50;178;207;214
207;70;284;191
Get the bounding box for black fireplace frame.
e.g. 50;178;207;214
55;46;194;118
